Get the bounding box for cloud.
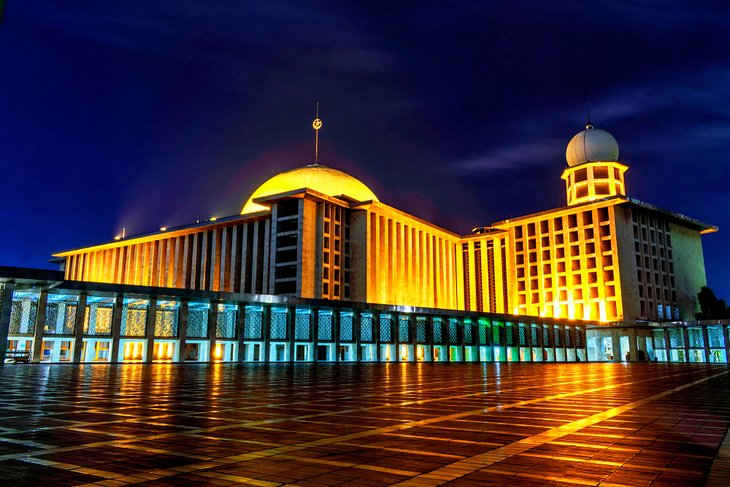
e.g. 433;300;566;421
453;138;562;172
451;64;730;173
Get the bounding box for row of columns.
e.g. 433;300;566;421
672;325;730;362
0;285;589;365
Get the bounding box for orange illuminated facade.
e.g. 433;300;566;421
53;124;716;325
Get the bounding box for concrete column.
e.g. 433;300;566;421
0;284;16;365
145;298;157;363
109;295;123;363
69;294;87;364
724;325;730;364
177;301;189;362
32;291;49;363
236;303;245;362
333;310;341;362
288;306;295;363
354;311;362;362
312;308;319;363
262;305;271;363
209;303;218;361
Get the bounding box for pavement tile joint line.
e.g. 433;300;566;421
0;363;728;487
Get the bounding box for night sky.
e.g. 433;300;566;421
2;2;729;299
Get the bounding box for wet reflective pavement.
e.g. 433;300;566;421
0;363;728;486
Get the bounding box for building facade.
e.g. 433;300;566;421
1;123;725;365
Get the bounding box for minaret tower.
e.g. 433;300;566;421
562;123;628;205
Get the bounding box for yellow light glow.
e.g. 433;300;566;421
400;345;408;361
241;165;379;214
417;346;424;360
160;227;167;231
124;342;143;360
214;343;223;360
210;217;217;221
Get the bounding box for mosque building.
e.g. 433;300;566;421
1;120;726;365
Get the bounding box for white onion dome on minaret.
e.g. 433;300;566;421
565;124;619;167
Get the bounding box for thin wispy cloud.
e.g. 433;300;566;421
452;65;730;173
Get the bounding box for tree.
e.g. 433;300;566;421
696;286;730;320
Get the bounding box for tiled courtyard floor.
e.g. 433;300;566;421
0;363;729;486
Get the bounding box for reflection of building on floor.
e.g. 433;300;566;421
1;122;726;364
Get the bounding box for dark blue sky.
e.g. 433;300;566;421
2;1;729;298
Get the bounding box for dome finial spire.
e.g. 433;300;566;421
312;102;323;166
585;102;593;130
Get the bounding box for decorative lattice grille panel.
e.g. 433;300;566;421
318;312;333;341
543;327;550;347
518;326;527;346
554;327;562;347
688;328;704;348
244;307;263;339
464;322;473;345
44;300;77;335
217;306;237;339
380;315;392;343
270;309;287;340
416;318;427;344
708;327;725;348
652;329;666;348
479;320;489;345
295;311;310;340
85;303;113;335
669;329;684;348
530;326;538;345
360;314;373;342
121;302;147;337
9;293;38;335
448;319;459;344
433;320;443;344
188;306;209;338
398;317;410;342
155;308;178;337
506;324;515;346
493;323;502;345
340;313;353;342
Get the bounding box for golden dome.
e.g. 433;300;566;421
241;164;378;214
